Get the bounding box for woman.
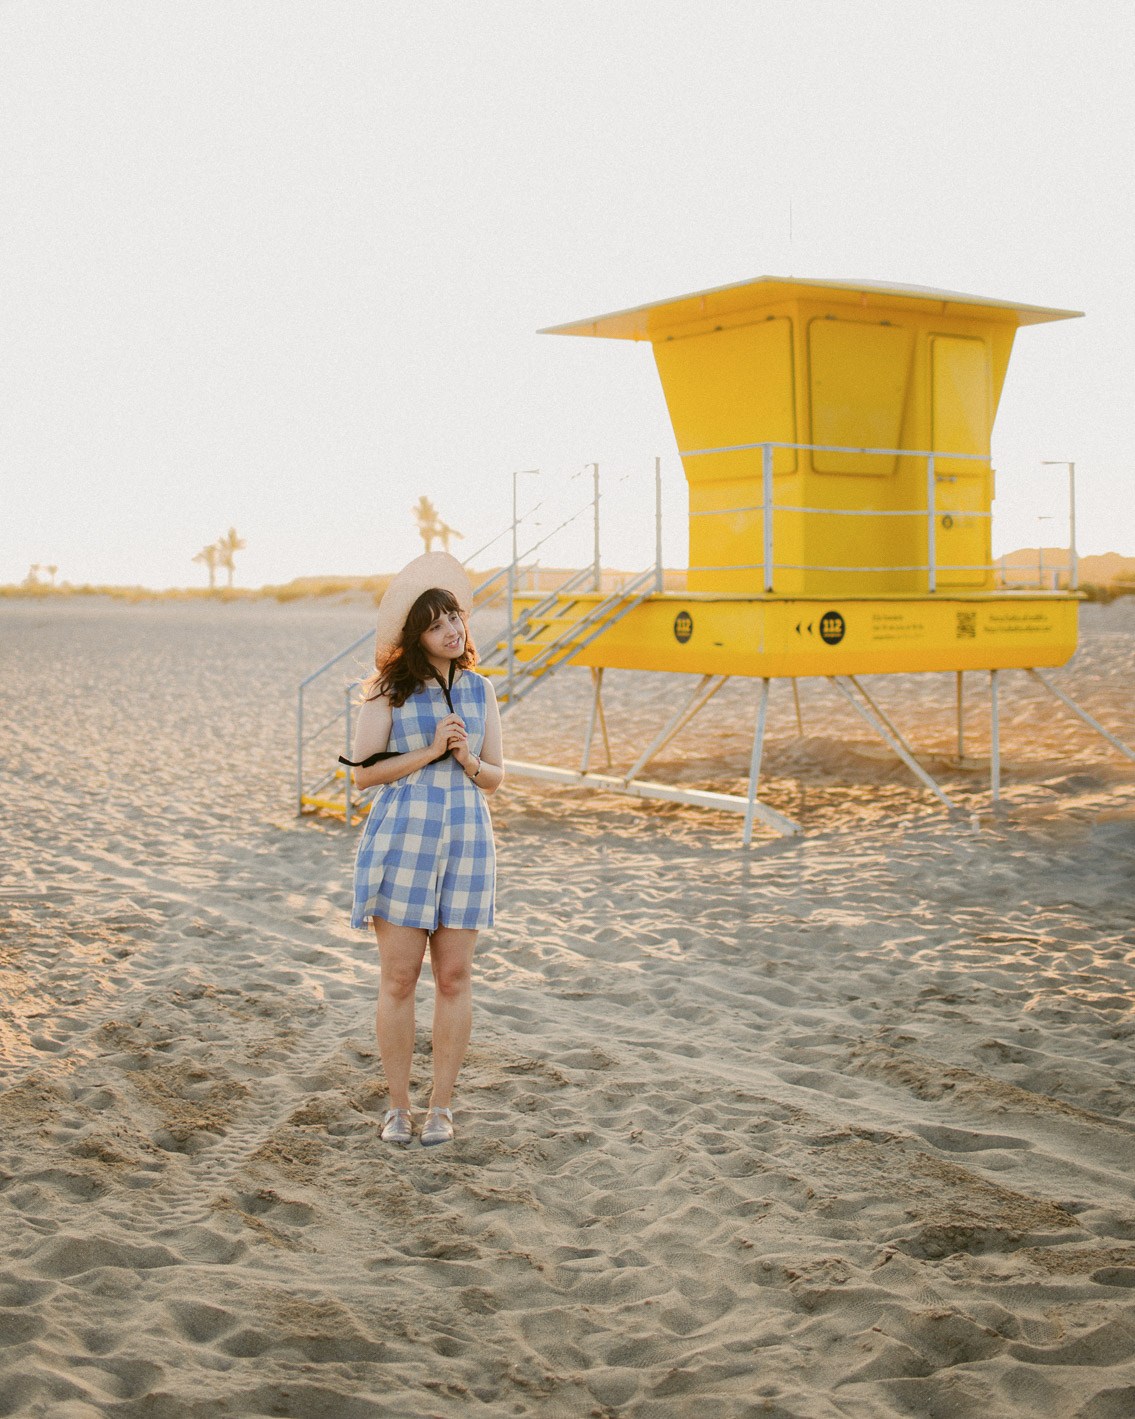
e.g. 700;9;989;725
343;553;503;1147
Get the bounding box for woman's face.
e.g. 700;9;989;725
419;607;466;665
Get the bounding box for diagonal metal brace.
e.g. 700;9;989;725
828;675;956;810
581;667;611;772
847;675;921;763
624;674;730;784
1028;669;1135;764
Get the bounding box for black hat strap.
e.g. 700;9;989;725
339;661;456;768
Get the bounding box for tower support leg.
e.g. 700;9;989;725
743;678;772;847
847;676;920;762
990;669;1001;805
596;679;611;769
792;678;805;737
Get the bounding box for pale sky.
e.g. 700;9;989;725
2;0;1132;588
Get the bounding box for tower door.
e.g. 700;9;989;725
931;336;993;588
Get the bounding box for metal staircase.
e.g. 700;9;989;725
480;568;656;709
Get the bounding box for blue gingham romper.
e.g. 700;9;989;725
350;670;495;932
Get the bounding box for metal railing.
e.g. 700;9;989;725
296;633;372;816
680;440;1078;593
479;460;667;697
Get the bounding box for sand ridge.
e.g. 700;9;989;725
1;596;1134;1417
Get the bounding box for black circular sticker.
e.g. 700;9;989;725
819;610;845;645
673;610;693;644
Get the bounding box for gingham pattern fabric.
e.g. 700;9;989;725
351;670;495;931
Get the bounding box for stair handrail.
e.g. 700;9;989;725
521;567;655;670
461;500;545;570
478;564;596;667
463;495;593;604
466;497;598;604
502;569;656;708
296;631;373;812
467;564;510;605
298;630;373;690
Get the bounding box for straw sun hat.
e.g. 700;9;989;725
373;552;473;665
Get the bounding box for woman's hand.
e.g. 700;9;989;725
431;713;467;761
449;720;475;766
450;734;477;771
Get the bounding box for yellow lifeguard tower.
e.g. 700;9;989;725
488;276;1131;837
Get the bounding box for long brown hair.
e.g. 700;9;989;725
365;587;477;707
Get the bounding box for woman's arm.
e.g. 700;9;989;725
452;680;505;795
349;694;458;791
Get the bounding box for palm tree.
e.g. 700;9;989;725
437;522;464;553
216;528;247;588
45;564;58;587
193;543;219;590
412;497;442;552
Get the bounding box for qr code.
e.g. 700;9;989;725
956;610;976;639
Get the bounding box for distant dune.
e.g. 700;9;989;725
996;549;1135;591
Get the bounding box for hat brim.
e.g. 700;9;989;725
373;552;473;663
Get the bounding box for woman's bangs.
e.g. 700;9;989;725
424;589;461;621
411;588;461;629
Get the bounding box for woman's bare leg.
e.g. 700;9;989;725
373;920;429;1109
427;927;477;1108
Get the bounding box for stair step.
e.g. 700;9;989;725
492;662;553;677
514;645;585;661
494;640;587;654
506;633;614;652
300;792;369;819
496;619;624;651
529;612;628;629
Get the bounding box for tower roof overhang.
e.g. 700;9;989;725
539;276;1083;341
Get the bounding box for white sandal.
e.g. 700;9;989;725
380;1108;413;1144
420;1106;454;1147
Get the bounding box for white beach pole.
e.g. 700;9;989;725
990;669;1001;804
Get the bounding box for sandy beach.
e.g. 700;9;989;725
1;594;1134;1418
